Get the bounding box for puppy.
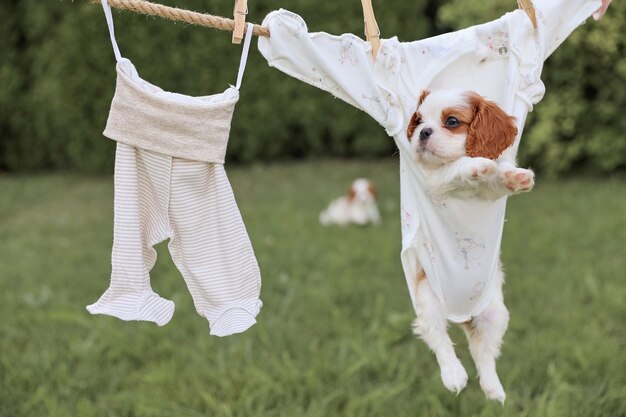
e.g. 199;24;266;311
319;178;381;226
407;89;534;197
405;90;533;403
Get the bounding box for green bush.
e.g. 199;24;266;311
0;0;434;173
0;0;623;174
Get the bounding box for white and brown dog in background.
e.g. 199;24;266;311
319;178;381;226
406;89;534;403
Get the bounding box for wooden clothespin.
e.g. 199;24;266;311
517;0;538;30
361;0;381;58
232;0;247;44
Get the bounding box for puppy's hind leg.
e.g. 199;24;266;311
413;271;468;394
461;287;509;404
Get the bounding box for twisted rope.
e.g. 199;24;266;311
89;0;270;37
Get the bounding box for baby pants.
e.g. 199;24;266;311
87;143;262;336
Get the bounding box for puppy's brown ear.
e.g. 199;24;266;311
466;94;518;160
407;112;420;140
418;90;430;107
347;187;357;201
407;90;430;141
367;183;379;199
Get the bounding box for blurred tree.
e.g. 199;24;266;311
0;0;433;173
0;0;623;175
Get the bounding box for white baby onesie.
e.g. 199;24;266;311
87;0;262;336
259;0;600;322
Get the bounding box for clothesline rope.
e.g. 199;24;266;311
88;0;270;37
88;0;536;43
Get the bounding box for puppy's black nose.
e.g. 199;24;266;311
419;128;433;141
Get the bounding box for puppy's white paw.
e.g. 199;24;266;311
440;359;468;394
500;167;534;193
463;158;498;181
480;374;506;405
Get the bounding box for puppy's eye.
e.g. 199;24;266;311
416;118;423;125
445;116;460;127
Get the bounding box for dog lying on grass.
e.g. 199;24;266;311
319;178;381;226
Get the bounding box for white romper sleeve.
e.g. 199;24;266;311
258;10;400;135
534;0;603;59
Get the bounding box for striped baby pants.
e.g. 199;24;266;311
88;1;261;336
87;144;262;336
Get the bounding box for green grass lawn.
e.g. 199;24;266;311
0;160;624;417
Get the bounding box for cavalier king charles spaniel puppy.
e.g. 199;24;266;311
319;178;381;226
405;89;536;403
407;89;534;198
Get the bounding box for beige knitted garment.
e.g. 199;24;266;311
103;59;237;164
88;1;262;335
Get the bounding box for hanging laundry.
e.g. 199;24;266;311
258;0;601;322
87;0;262;337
